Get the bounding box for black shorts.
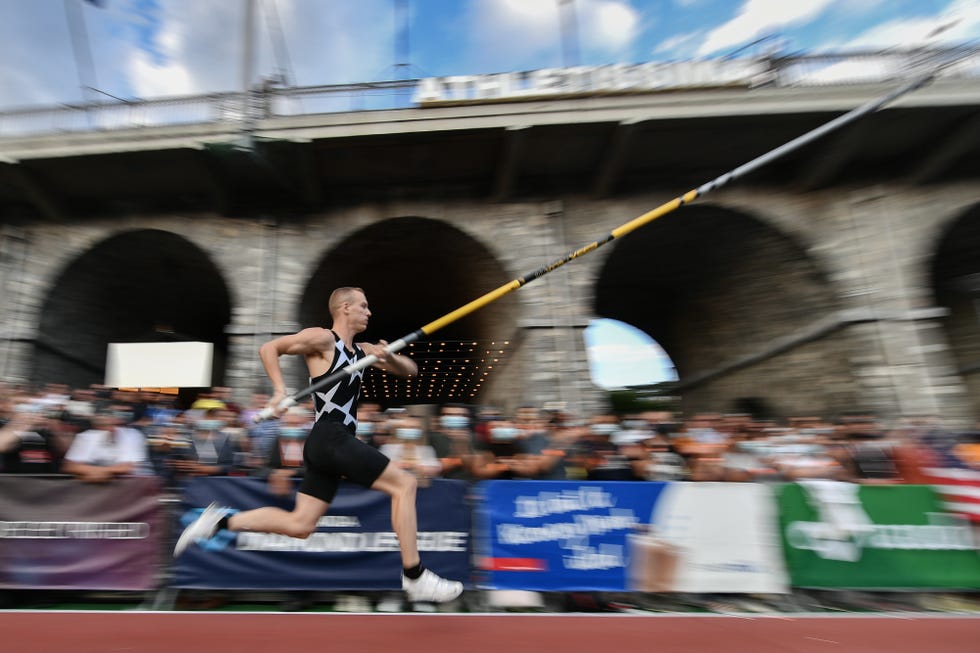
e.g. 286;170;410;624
299;418;390;503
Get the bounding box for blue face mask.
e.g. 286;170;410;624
195;419;225;431
440;415;470;430
280;426;306;439
591;423;618;436
490;427;519;442
356;421;375;436
396;427;422;441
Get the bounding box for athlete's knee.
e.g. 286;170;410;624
392;467;417;497
285;515;319;539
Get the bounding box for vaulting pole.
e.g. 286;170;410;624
256;68;944;421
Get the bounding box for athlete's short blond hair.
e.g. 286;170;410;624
328;287;365;318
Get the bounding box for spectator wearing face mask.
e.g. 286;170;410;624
577;414;640;481
262;406;313;497
379;416;441;487
167;407;246;478
354;402;383;448
470;418;531;480
429;404;478;481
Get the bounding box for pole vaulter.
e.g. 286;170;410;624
255;52;971;422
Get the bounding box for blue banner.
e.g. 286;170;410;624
475;480;668;591
173;477;470;590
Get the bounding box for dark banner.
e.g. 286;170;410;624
0;475;164;590
173;477;470;590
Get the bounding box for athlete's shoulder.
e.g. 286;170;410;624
296;326;335;348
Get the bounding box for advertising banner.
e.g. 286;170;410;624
0;475;164;590
476;481;789;592
778;481;980;589
173;477;470;590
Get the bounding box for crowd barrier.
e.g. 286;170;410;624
1;475;978;593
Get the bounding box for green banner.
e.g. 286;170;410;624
778;482;980;589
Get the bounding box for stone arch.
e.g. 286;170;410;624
299;216;519;406
33;228;232;389
929;202;980;418
594;203;853;419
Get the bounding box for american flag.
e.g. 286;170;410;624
923;466;980;523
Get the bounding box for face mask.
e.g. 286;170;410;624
280;426;306;439
591;423;618;436
112;410;133;422
440;415;470;429
196;419;225;431
396;427;422;441
355;421;375;436
490;427;519;442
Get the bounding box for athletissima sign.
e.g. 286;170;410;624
414;59;766;105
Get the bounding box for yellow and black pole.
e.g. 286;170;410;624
256;69;941;421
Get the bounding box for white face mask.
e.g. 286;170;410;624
490;426;519;442
396;427;422;441
590;423;618;436
440;415;470;429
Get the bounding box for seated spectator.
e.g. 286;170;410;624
262;406;313;497
61;387;98;435
147;421;196;489
171;406;247;478
0;397;65;473
634;434;689;481
508;404;568;480
429;404;478;481
244;392;281;463
379;415;441;487
470;417;531;480
837;413;900;484
62;403;152;483
577;415;641;481
354;401;383;447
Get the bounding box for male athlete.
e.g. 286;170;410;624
174;287;463;604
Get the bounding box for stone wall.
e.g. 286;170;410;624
1;185;977;424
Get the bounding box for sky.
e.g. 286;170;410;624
0;0;977;111
0;0;976;389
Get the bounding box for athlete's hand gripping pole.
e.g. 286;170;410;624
252;338;413;423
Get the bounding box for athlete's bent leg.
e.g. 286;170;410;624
228;492;328;539
370;462;419;567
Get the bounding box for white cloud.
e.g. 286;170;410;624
652;30;704;58
697;0;838;56
466;0;640;70
844;0;980;50
581;0;640;54
121;0;396;101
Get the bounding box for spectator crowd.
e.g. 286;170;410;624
2;380;977;490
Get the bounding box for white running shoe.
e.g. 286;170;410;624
173;502;230;557
402;569;463;603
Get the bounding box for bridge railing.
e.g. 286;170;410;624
0;48;976;140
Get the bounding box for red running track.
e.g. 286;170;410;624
1;612;978;653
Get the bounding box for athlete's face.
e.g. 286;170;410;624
347;291;371;332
